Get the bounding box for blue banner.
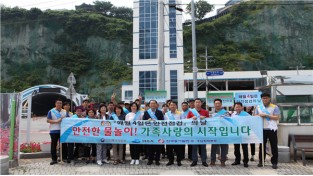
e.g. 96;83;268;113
234;92;262;106
60;116;263;144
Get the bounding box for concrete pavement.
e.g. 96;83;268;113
10;151;313;175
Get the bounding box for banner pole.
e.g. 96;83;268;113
9;99;16;160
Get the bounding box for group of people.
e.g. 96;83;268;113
47;92;280;169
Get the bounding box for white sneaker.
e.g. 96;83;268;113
135;160;139;165
130;159;135;165
102;159;109;164
97;160;103;166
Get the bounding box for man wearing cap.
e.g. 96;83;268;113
254;92;280;169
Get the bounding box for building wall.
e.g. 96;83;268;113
129;0;184;107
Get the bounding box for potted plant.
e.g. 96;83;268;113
20;142;41;153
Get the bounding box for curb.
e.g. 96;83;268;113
20;152;50;159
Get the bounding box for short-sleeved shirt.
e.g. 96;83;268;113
255;103;280;130
186;108;209;119
47;108;66;134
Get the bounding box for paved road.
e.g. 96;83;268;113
15;117;313;175
10;156;313;175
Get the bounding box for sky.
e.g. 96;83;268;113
0;0;229;20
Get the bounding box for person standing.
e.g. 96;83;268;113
231;102;250;167
96;104;110;165
106;101;115;160
61;101;73;164
110;105;126;165
72;106;85;161
187;98;209;167
85;109;98;164
143;100;164;166
181;102;190;160
246;106;256;161
47;99;66;165
187;99;195;161
160;104;169;159
210;98;229;167
254;92;280;169
126;102;143;165
165;102;185;166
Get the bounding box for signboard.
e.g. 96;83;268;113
144;90;167;103
207;92;234;107
206;69;224;76
60;116;263;144
234;92;262;106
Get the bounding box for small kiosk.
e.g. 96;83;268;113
255;73;313;160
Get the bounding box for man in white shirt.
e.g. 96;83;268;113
254;92;280;169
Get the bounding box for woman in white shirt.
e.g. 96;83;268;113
125;102;143;165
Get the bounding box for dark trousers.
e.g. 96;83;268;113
188;145;192;159
234;144;249;164
74;143;82;158
130;144;141;160
61;143;67;160
250;143;255;156
192;145;207;162
147;145;161;161
123;144;126;160
259;130;278;165
84;144;97;158
66;143;74;161
50;133;60;161
182;145;186;159
167;145;184;162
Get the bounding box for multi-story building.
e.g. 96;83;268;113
122;0;184;105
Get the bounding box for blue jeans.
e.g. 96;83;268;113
192;144;207;162
211;144;228;162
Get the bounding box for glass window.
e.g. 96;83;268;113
139;71;157;100
139;0;158;60
279;106;298;123
125;90;133;101
300;106;313;123
170;70;178;102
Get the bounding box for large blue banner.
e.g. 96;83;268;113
60;116;263;144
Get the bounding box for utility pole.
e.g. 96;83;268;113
200;47;214;110
158;0;165;91
191;0;198;99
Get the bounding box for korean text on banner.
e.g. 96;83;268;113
61;116;263;145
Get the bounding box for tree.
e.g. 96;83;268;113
186;0;214;20
111;6;133;21
93;1;114;15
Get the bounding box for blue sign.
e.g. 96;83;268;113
60;117;263;144
206;70;224;76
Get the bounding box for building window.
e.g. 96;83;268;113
170;70;178;102
139;0;158;59
169;0;177;58
125;90;133;101
139;71;157;99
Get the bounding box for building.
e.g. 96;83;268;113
122;0;184;105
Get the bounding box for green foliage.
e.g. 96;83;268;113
111;6;133;21
186;0;214;20
51;45;91;75
93;0;114;15
184;0;313;71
